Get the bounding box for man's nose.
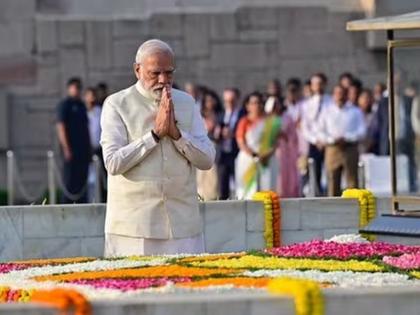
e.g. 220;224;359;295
158;73;170;84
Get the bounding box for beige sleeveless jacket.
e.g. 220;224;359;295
104;85;202;239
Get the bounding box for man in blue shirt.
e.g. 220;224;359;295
56;77;91;203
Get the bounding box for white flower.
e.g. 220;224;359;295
243;269;420;288
327;234;370;244
0;257;167;284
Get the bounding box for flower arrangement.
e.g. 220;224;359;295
189;255;385;272
342;189;376;240
268;277;324;315
31;288;91;315
253;191;281;248
267;239;420;260
0;286;32;303
383;253;420;269
327;234;370;244
1;235;420;315
33;265;238;282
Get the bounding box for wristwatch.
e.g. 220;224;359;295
151;130;160;143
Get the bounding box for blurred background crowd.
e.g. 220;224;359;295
2;0;420;205
58;69;420;202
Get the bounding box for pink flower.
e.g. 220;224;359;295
0;263;28;274
266;240;420;260
68;277;191;291
383;253;420;269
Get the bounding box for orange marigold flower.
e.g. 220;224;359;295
176;277;270;288
12;257;96;266
31;288;91;315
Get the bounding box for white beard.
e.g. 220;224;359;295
138;79;163;101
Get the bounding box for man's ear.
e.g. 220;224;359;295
133;63;141;80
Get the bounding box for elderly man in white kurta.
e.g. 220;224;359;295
100;39;215;256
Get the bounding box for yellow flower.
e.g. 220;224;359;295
268;277;324;315
127;256;165;261
253;191;274;248
342;189;376;241
190;255;384;272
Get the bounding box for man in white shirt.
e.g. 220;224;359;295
318;85;366;196
100;39;215;256
301;73;331;195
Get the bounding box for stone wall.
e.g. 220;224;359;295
36;0;364;16
1;3;390;195
0;201;267;260
0;197;395;261
3;283;420;315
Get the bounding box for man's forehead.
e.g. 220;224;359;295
143;53;174;66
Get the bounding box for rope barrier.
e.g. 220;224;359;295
52;158;88;202
12;158;47;203
6;151;97;204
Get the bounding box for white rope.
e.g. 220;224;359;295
12;162;47;203
52;158;88;201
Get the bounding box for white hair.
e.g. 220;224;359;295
135;39;174;64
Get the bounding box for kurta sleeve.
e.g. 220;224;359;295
100;99;158;176
172;103;216;170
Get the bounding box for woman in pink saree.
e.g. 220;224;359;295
272;82;302;198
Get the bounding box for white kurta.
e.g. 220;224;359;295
100;82;215;257
104;233;204;256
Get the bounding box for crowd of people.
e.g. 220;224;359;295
187;71;420;200
56;70;420;203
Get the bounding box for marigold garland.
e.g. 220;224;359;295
0;286;33;303
270;191;281;247
253;191;273;248
31;288;91;315
268;277;324;315
253;191;281;248
342;189;376;241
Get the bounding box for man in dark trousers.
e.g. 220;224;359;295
215;88;245;199
56;77;91;203
301;73;332;195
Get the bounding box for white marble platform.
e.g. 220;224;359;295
0;204;106;260
2;197;420;315
0;197;407;261
0;201;266;260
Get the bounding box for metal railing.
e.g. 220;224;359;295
5;151;366;205
307;157;317;197
6;150;105;205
